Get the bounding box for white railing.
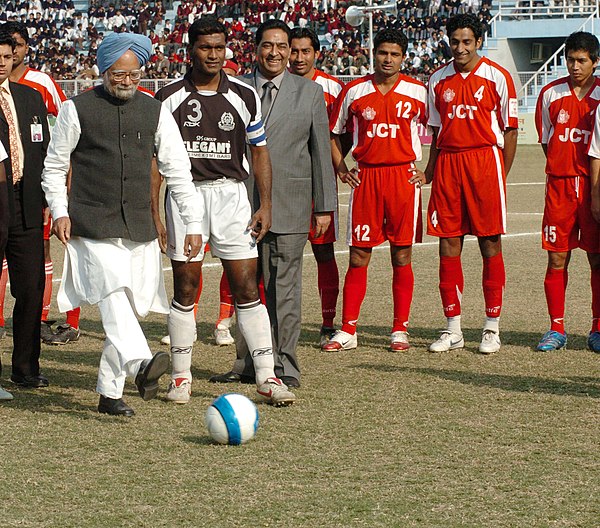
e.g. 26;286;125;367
489;1;598;36
517;7;599;107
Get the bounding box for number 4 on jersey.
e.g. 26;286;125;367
474;85;485;102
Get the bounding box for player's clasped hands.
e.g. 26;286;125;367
338;167;361;188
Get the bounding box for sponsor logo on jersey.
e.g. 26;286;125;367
557;127;591;144
443;88;455;103
184;137;232;159
447;104;478;120
366;123;402;138
218;112;235;131
557;109;570;124
362;106;376;120
509;98;518;119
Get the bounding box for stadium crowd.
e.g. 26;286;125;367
0;0;494;79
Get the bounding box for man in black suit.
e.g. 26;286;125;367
0;31;49;389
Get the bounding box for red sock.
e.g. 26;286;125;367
258;275;265;305
41;261;53;321
193;271;203;320
544;267;567;334
392;263;414;332
216;271;235;325
317;257;339;328
0;258;7;327
439;256;463;317
591;268;600;333
482;253;506;318
66;308;80;329
341;265;368;335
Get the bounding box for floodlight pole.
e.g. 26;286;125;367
368;0;374;73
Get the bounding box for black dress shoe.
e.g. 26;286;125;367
11;374;49;388
98;395;135;417
209;371;255;384
135;352;170;401
279;376;300;388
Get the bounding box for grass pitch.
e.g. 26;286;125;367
0;145;599;527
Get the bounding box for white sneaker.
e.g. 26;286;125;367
429;330;464;352
214;327;234;346
165;378;191;404
479;329;501;354
0;384;13;401
257;377;296;407
322;330;358;351
160;331;198;346
390;331;410;352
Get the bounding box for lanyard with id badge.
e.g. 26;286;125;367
30;116;43;143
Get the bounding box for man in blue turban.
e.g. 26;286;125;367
42;33;203;416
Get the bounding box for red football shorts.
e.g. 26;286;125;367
346;164;423;247
309;211;337;244
542;175;600;253
427;146;507;238
43;212;52;240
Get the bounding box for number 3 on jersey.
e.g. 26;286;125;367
354;224;370;241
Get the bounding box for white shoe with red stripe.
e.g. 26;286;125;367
322;330;358;351
256;377;295;407
166;377;192;404
390;331;410;352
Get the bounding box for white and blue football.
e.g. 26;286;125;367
205;393;259;445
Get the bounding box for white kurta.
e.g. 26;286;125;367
58;236;169;316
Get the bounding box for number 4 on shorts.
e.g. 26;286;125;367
431;210;439;228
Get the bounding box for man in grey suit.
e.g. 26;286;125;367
211;19;337;388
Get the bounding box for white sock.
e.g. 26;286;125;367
447;315;462;335
236;300;274;385
217;316;233;330
483;317;500;333
168;300;195;381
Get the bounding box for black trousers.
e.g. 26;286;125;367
1;192;44;378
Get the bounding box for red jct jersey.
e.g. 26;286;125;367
17;67;66;117
536;76;600;178
428;57;518;152
312;69;343;117
330;73;427;166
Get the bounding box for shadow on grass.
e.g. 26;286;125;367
182;435;216;446
356;364;600;398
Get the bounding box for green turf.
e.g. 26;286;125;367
0;145;598;527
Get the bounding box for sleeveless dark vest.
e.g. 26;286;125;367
69;86;161;242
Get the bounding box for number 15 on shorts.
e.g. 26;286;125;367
544;225;556;243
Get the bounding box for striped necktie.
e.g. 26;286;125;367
0;88;21;185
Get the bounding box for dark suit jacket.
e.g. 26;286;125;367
241;70;337;234
0;81;49;228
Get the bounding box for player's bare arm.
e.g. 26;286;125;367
503;127;519;175
590;157;600;223
248;144;272;241
150;157;167;253
331;133;360;188
423;127;440;184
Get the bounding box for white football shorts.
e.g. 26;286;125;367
166;178;258;262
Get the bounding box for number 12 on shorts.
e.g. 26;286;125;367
354;224;370;241
544;225;556;243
